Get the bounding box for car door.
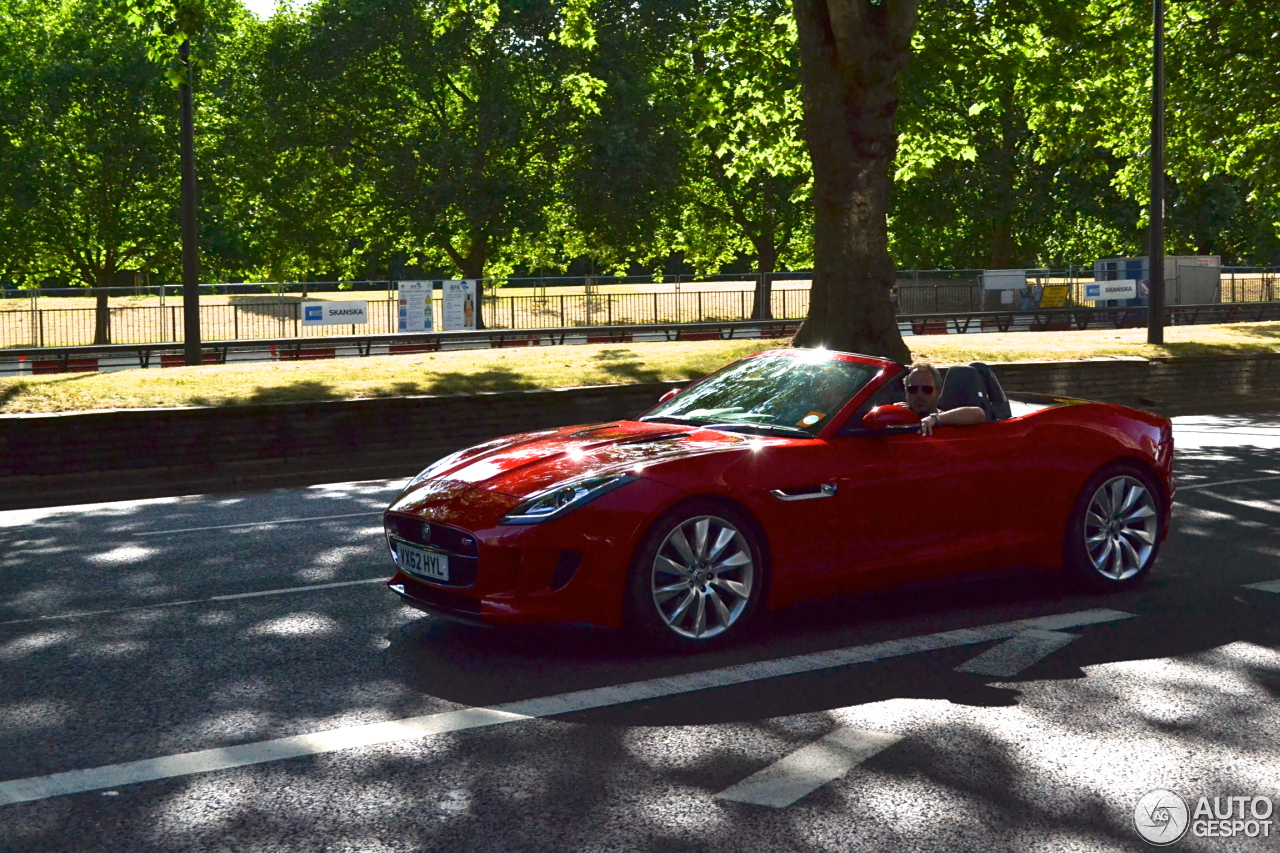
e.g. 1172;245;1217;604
824;417;1033;589
738;439;850;607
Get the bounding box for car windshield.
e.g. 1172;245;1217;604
641;354;878;436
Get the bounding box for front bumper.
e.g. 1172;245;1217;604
382;475;682;628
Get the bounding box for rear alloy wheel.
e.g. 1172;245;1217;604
627;503;765;650
1065;466;1163;590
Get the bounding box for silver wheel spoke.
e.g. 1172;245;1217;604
707;527;736;563
710;577;748;600
668;589;697;625
669;527;697;565
656;555;692;578
1116;535;1141;573
1122;504;1156;522
692;519;711;561
1118;484;1141;514
1092;536;1113;570
654;581;688;603
709;591;732;626
1110;541;1125;578
1121;525;1155;545
692;593;707;637
713;550;750;570
1108;480;1125;515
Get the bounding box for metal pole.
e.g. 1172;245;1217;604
1147;0;1166;345
180;39;201;364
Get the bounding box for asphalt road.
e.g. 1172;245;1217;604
2;414;1279;853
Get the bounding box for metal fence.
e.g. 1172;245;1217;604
3;267;1276;349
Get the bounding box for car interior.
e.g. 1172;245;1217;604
848;361;1013;426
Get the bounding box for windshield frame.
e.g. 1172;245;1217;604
636;349;898;439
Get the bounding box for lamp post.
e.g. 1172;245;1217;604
1147;0;1165;345
180;38;201;365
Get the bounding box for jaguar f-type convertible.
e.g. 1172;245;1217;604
383;349;1174;649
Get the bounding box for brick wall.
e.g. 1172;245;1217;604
2;353;1277;511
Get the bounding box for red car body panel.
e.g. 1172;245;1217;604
384;350;1174;629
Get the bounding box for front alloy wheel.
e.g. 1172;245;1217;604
650;515;755;640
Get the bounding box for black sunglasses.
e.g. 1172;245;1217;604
906;384;935;394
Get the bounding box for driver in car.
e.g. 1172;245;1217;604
898;363;987;436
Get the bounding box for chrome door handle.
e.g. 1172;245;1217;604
770;483;837;501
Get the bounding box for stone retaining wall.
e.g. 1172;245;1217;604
2;353;1277;511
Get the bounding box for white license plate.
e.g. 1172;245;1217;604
395;542;449;582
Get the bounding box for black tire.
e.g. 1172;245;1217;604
1063;463;1165;592
624;499;768;652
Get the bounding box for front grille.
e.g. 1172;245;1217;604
385;512;480;588
384;513;480;556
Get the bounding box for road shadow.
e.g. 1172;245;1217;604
2;426;1279;853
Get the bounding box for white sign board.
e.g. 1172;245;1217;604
1084;280;1138;302
302;300;368;326
442;279;477;331
982;269;1027;291
396;281;435;333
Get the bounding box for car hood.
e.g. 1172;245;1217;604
420;421;752;499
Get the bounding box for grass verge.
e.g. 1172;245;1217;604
2;321;1277;415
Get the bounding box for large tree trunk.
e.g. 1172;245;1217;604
443;230;488;329
989;86;1018;269
92;265;112;345
751;239;778;320
790;0;917;364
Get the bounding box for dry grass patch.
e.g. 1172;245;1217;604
1;321;1277;415
0;339;782;414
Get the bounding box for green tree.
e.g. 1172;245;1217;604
680;0;811;317
21;0;178;343
890;0;1141;270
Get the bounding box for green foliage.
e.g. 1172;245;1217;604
2;0;1280;290
677;0;811;273
3;0;178;288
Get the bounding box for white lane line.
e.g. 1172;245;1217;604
0;708;531;807
714;727;902;808
0;579;388;626
131;512;381;536
209;578;387;601
954;629;1078;677
1179;474;1280;492
1242;580;1280;593
0;608;1132;806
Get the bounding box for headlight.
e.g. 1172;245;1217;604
501;473;637;524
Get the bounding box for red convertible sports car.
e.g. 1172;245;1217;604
383;349;1174;649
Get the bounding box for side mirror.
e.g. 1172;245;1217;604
658;388;682;404
861;405;921;431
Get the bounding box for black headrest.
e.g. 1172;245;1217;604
969;362;1011;421
938;365;991;419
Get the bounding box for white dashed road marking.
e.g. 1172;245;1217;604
1178;473;1280;491
208;578;387;601
0;607;1132;806
1242;579;1280;593
131;512;382;536
953;628;1079;677
0;578;389;626
714;727;902;808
